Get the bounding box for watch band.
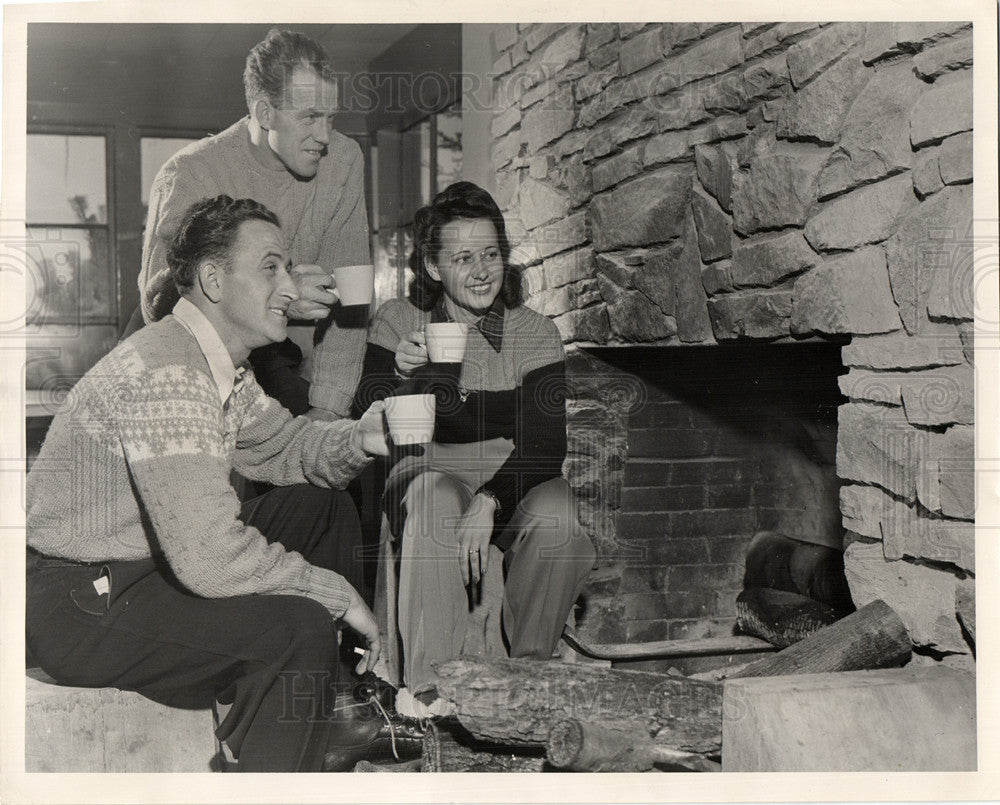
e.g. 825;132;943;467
474;486;502;518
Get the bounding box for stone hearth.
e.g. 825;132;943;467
488;21;976;670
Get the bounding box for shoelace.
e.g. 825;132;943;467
329;693;400;761
366;691;400;761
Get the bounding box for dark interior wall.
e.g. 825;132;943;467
364;23;462;134
26;23;418;131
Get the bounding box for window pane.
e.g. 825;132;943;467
25;226;113;324
373;227;413;309
27;134;107;224
141;137;198;222
436;105;462;191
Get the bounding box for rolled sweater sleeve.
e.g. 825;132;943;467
309;139;372;418
232;372;372;488
118;366;355;617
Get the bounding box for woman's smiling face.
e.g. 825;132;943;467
426;217;504;322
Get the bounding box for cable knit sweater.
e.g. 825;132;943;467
139;117;370;417
26;314;373;618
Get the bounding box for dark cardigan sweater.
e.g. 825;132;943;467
354;296;567;528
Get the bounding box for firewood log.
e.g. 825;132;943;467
433;656;723;755
352;758;422;772
735;587;840;647
421;724;546;772
547;719;722;773
729;599;910;679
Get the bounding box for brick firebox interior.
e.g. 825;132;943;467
565;343;847;675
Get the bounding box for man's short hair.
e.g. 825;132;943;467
168;195;281;295
244;28;339;112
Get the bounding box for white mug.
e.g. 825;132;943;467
383;393;435;445
331;264;374;306
424;322;470;363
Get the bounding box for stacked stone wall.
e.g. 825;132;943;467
489;21;976;665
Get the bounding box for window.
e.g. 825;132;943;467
26;134;112;326
25;132;118;399
372;102;463;308
410;102;463;209
435;104;462;191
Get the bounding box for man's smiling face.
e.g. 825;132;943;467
215;219;299;355
264;64;338;178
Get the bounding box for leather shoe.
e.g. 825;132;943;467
322;702;425;772
352;670;398;714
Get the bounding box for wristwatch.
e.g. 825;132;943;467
474;486;502;519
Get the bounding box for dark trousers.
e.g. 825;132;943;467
26;485;363;772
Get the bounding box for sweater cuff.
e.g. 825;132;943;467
307;566;352;619
309;383;355;419
344;421;373;467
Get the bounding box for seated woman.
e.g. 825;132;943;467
354;182;595;706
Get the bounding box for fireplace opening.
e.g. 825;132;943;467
567;339;854;673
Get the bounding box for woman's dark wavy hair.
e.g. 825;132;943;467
167;195;280;294
407;181;522;311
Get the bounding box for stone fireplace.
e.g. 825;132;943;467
487;21;976;670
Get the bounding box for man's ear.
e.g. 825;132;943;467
253;98;273;130
424;257;442;283
197;261;224;303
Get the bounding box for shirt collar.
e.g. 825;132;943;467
171;297;246;405
432;295;506;353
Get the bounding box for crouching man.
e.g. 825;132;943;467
26;195;409;772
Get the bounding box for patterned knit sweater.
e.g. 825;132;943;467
354;297;567;527
26;315;372;617
139;117;370;417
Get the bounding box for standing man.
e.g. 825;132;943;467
27;195;414;772
139;28;368;418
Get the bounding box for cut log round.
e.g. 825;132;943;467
421;724;546;772
730;599;911;679
433;656;723;755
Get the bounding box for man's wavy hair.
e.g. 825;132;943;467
407;181;522;312
168;195;280;295
244;28;339;112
